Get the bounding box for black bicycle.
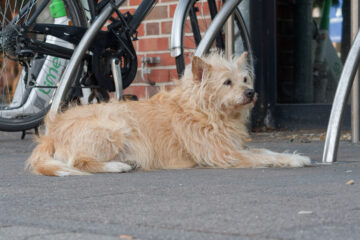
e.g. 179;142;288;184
0;0;252;132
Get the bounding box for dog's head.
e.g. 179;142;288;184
187;52;256;112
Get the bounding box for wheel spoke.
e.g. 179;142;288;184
1;0;10;26
0;0;88;131
25;0;39;24
0;57;10;104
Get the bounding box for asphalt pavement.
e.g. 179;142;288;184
0;130;360;240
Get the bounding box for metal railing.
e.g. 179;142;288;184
322;30;360;163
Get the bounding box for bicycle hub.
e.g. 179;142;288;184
0;24;20;57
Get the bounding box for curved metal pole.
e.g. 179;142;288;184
170;0;194;58
49;0;125;117
351;0;359;143
322;30;360;163
194;0;242;57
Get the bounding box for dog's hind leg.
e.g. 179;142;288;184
26;136;89;176
73;156;132;173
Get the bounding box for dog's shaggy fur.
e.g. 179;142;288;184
26;52;310;176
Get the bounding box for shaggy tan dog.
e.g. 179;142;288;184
26;52;310;176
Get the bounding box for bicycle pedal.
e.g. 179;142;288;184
121;94;138;101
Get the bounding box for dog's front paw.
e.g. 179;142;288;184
289;154;311;167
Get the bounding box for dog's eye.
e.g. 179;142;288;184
243;77;248;83
223;79;232;86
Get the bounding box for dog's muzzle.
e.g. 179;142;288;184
243;88;257;104
244;89;255;100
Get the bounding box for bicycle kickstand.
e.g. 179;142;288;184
21;127;39;140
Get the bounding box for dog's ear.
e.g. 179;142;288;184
192;56;211;82
236;52;248;67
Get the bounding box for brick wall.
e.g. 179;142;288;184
118;0;179;99
118;0;219;99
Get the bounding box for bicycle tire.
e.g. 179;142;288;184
0;0;86;132
175;0;252;76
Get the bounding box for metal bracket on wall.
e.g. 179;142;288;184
141;56;160;86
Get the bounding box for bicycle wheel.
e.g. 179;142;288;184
175;0;252;76
0;0;86;131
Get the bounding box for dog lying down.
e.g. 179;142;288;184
26;52;311;176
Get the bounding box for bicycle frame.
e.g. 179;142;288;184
49;0;158;115
86;0;157;34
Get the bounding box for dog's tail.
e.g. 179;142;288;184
26;136;88;176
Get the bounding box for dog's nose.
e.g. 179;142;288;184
244;89;255;99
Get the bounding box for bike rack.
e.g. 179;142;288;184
191;0;359;164
322;30;360;163
194;0;241;57
193;0;253;68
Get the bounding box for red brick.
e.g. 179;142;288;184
133;70;145;84
184;17;211;34
117;0;128;6
146;22;160;35
169;1;219;18
161;21;172;34
123;85;146;98
169;4;177;18
184;19;192;33
146;52;175;66
146;69;178;83
194;1;222;16
145;6;168;20
147;85;161;97
118;7;136;15
129;0;142;6
134;40;139;52
169;69;179;81
138;37;169;51
183;36;198;50
167;12;211;34
183;52;195;66
194;2;209;16
137;23;145;37
136;54;144;71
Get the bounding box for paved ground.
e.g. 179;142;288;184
0;130;360;240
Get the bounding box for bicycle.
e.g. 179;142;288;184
171;0;252;76
0;0;252;133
